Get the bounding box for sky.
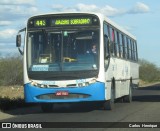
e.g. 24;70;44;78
0;0;160;66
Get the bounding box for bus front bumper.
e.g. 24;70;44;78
24;82;105;103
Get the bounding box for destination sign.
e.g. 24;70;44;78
28;15;99;28
51;18;92;26
34;20;46;27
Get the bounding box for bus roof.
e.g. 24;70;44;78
29;12;136;40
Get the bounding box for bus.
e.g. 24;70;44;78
16;12;139;112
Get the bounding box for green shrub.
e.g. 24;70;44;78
139;59;160;82
0;54;23;86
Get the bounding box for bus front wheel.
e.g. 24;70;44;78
103;82;115;110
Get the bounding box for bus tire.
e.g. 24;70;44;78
103;82;115;110
41;103;53;112
123;82;132;103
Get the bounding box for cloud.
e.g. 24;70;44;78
128;2;150;14
75;3;98;12
51;3;125;17
51;4;64;11
0;5;39;19
0;0;36;6
100;5;125;17
0;0;39;21
0;21;12;26
50;3;149;17
0;29;17;39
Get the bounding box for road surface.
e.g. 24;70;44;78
0;84;160;130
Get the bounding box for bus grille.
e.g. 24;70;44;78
36;93;90;100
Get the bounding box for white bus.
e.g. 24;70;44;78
16;12;139;112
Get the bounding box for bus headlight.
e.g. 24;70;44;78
31;81;38;86
77;82;93;87
78;83;83;87
90;79;97;84
84;82;89;86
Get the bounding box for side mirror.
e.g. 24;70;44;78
16;34;21;47
16;34;23;55
16;28;26;55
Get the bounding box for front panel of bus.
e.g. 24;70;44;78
24;13;105;103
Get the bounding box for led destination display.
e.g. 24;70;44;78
28;15;99;28
34;20;46;27
51;18;92;26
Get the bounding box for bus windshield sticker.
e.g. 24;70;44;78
64;31;68;36
32;65;49;71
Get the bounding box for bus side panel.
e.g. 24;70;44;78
130;62;139;87
105;58;135;100
24;82;105;103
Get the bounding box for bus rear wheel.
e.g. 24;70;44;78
123;82;132;103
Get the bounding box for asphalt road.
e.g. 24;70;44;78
0;84;160;130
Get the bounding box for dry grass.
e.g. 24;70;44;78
139;80;160;87
0;85;24;99
0;86;26;111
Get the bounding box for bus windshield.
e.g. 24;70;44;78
27;28;100;79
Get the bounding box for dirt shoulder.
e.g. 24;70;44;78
139;81;160;88
0;111;14;120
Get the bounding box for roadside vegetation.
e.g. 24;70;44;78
0;55;160;111
0;55;25;111
139;59;160;85
0;55;23;86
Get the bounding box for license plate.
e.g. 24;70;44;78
55;91;69;96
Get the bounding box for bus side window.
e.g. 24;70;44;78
114;30;119;57
112;28;117;57
103;24;110;58
130;40;134;60
122;34;125;58
134;41;138;61
132;40;136;60
133;40;137;61
124;36;128;59
116;31;120;57
126;37;129;59
128;38;132;60
109;26;115;56
119;33;123;58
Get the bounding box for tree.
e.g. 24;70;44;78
139;59;160;82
